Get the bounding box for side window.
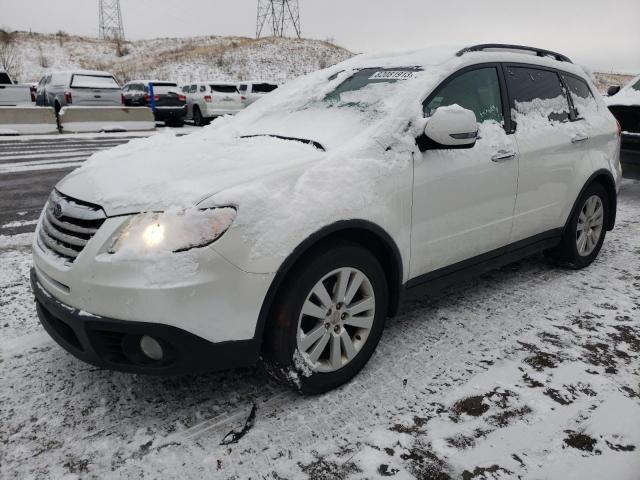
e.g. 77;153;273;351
505;67;570;124
200;85;206;93
122;85;129;92
424;68;504;124
239;84;248;93
561;74;597;119
630;78;640;92
189;85;197;93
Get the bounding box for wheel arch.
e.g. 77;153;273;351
566;169;617;232
253;220;404;344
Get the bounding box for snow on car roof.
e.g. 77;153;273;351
50;70;116;76
128;80;177;84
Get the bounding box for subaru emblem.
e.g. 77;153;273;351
53;203;63;219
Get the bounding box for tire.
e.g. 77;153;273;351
548;182;609;269
263;240;388;394
193;107;203;127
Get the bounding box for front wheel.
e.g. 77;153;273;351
263;241;388;394
548;183;609;269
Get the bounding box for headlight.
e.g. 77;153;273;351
110;207;236;255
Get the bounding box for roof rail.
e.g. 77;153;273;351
456;44;573;64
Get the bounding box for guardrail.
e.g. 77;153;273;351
0;106;58;135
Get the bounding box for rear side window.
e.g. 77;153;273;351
424;67;504;124
239;84;248;92
252;83;277;93
200;85;207;93
210;85;238;93
561;74;597;119
71;74;120;89
505;67;570;123
631;78;640;92
0;72;11;84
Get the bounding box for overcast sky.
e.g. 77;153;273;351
1;0;639;73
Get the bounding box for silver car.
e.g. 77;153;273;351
35;70;122;113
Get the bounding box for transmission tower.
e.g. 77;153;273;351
256;0;301;39
98;0;125;40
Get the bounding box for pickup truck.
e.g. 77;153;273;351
0;70;32;106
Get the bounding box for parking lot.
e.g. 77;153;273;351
0;133;639;478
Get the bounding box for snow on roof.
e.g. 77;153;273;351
50;69;116;76
127;80;177;84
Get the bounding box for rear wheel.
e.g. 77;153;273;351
193;106;204;127
263;241;388;394
548;183;609;269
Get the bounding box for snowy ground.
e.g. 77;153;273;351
1;178;639;479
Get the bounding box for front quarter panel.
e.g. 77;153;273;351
206;149;414;282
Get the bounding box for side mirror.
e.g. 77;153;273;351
607;85;621;97
422;106;478;151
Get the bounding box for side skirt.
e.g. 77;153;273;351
403;229;562;301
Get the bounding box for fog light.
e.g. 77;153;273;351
140;335;163;361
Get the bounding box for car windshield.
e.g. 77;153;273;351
71;74;120;89
318;67;422;116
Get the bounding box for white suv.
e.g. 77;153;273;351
32;44;621;394
184;82;242;126
238;81;278;107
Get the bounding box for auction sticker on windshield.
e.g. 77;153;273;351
369;71;417;80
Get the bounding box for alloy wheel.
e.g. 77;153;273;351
576;195;604;257
296;267;376;373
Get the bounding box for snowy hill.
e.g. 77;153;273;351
2;31;635;93
2;31;352;85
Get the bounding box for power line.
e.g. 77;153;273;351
256;0;301;39
98;0;125;41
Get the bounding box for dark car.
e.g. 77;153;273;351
122;80;187;127
606;75;640;169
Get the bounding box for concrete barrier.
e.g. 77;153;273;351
59;106;155;133
0;107;58;135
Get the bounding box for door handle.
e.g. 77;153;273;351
571;135;589;144
491;150;516;162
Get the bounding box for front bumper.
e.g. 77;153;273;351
31;268;260;375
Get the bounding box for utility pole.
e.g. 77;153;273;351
98;0;125;41
256;0;301;39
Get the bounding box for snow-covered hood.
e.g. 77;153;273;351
56;130;325;216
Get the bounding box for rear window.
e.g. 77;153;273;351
210;85;238;93
151;86;180;95
71;74;120;89
561;74;597;119
0;72;12;84
505;67;570;123
252;83;278;93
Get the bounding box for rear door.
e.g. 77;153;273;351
210;84;241;111
505;65;584;242
69;73;121;106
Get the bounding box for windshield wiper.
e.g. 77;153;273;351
241;134;325;151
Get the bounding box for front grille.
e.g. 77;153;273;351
38;190;106;263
